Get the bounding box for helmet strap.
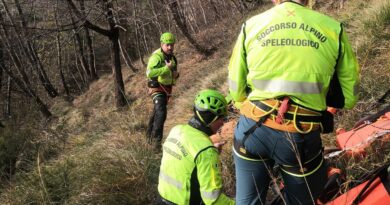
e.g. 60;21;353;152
195;110;219;127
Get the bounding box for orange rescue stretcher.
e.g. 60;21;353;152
322;110;390;204
335;112;390;157
326;162;390;205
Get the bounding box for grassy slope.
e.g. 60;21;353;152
1;0;390;204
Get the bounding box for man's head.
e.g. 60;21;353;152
194;89;228;133
160;32;175;55
272;0;309;6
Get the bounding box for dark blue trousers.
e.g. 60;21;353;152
146;93;168;144
233;115;327;205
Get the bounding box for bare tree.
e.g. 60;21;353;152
79;0;98;81
208;0;221;20
118;39;138;72
163;0;215;56
54;1;70;98
0;0;264;120
0;13;52;118
66;0;127;107
0;44;3;91
1;0;59;98
5;75;11;118
68;11;91;84
13;0;59;97
1;65;52;118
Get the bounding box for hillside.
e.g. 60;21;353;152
0;0;390;204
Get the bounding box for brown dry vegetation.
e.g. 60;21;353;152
0;0;389;204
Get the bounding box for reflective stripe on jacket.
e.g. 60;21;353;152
158;125;234;205
228;2;359;111
146;49;177;85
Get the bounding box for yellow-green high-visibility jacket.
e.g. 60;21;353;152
228;2;359;111
158;124;234;205
146;49;177;85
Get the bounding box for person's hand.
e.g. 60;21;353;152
165;60;174;70
213;140;227;154
327;107;338;115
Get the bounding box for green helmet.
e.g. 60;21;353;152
194;89;227;117
160;32;176;44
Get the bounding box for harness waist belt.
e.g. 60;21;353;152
149;85;173;96
251;100;322;122
240;100;322;133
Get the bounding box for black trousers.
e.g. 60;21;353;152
146;93;168;144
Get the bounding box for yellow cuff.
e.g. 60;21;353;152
234;101;243;109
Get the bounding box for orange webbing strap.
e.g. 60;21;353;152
159;84;172;97
240;100;277;121
149;85;173;102
328;167;342;177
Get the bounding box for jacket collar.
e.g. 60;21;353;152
188;117;213;136
160;48;174;59
280;0;305;7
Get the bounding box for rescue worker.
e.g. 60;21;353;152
158;89;235;205
146;32;179;148
228;0;360;204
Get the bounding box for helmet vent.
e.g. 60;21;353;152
194;89;227;117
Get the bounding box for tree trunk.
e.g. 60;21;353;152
0;15;31;88
66;0;127;107
3;68;52;118
0;17;52;118
134;1;146;66
79;0;98;81
118;39;138;72
54;2;70;98
104;0;127;107
0;44;3;91
11;0;58;98
69;13;91;82
148;0;162;34
110;32;127;107
165;0;215;56
72;37;88;85
84;28;98;80
137;30;147;67
208;0;221;20
3;0;58;98
5;76;11;118
66;53;83;93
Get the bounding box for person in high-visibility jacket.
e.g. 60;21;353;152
228;0;359;204
146;32;179;148
158;89;235;205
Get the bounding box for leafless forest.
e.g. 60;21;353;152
0;0;265;118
